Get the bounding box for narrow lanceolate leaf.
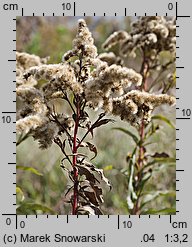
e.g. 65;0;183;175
141;208;176;215
16;165;43;176
152;115;175;129
153;157;176;164
113;127;139;144
141;190;176;209
91;118;114;129
92;119;115;129
16;203;56;214
143;157;176;170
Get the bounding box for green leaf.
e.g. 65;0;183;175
143;157;176;171
142;208;176;215
113;127;139;144
16;165;43;176
16;186;23;194
16;203;55;214
141;190;176;209
153;157;176;164
138;170;152;192
152;115;175;129
143;142;153;147
16;187;25;204
145;156;175;166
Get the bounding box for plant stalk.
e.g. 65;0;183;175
132;57;149;215
138;58;148;170
72;99;80;215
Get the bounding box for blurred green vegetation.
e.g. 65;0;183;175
16;17;175;215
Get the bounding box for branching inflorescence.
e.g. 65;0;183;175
16;18;175;215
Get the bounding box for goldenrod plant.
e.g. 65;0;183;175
16;18;175;215
102;16;176;214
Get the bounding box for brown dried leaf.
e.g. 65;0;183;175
90;128;94;138
93;185;104;204
78;142;97;160
77;205;103;215
85;121;93;138
76;163;100;184
77;205;96;215
86;142;97;160
81;160;112;190
95;167;112;191
84;190;100;206
151;152;169;158
80;180;104;206
79;111;89;125
92;118;115;129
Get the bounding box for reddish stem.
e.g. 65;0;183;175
138;120;145;169
72;100;80;215
132;121;145;215
138;59;148;170
132;58;149;215
132;200;140;215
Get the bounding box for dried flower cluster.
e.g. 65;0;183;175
103;16;176;66
16;18;175;215
98;52;124;66
62;18;97;61
111;90;175;125
16;52;49;87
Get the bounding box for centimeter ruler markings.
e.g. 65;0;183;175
1;0;191;235
0;214;188;231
